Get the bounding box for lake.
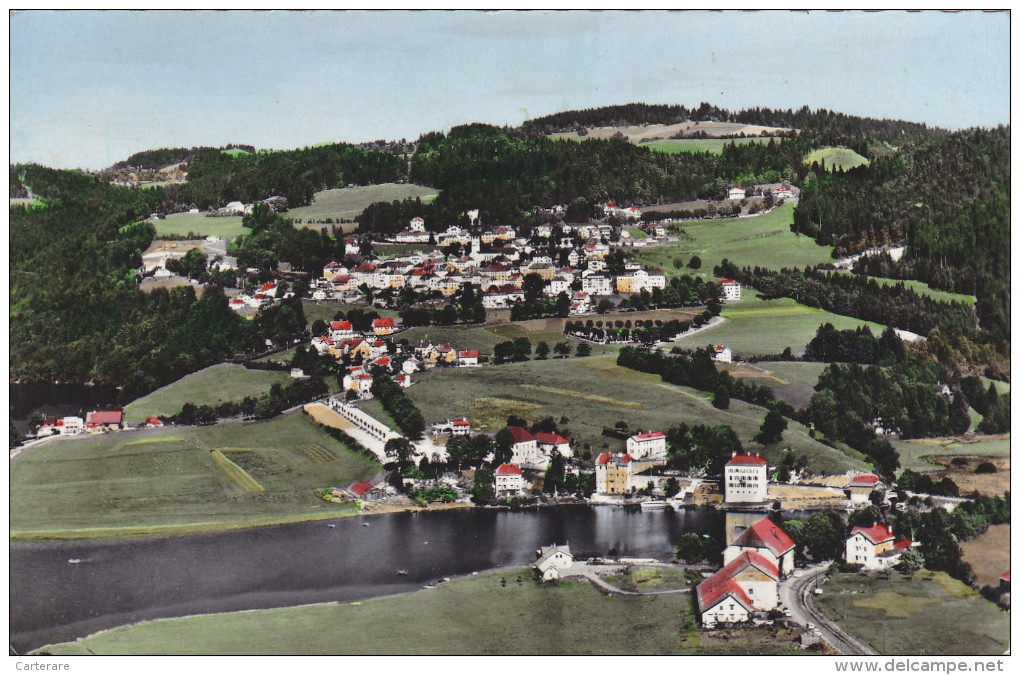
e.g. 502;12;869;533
10;505;731;653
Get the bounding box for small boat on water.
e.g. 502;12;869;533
326;524;336;528
397;570;408;576
362;522;370;527
639;499;668;510
67;558;82;564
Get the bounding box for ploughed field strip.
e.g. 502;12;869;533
210;450;265;493
291;443;337;465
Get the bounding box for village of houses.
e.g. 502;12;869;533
27;184;1003;648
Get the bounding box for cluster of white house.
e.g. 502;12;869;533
309;215;737;316
228;281;294;312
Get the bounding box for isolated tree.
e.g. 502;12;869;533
687;255;702;270
535;341;550;359
712;386;730;410
756;410;788;444
575;343;592;357
554;341;572;358
596;299;613;314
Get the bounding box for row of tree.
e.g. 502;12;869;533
370;374;426;439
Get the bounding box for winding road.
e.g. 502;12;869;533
779;563;876;656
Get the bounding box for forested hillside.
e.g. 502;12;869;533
9;165;305;400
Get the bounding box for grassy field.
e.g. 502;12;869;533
150;214;248;238
285;183;439;229
635;203;834;276
10;413;379;539
739;361;828;410
406;355;867;474
960;524;1011;587
37;567;796;655
399;324;617;358
815;570;1008;655
123;364;293;424
891;435;1011;472
642;137;773;155
804;147;870;171
627;226;647;239
667;289;886;357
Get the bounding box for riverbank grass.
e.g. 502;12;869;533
36;568;795;655
10;413;379;540
814;570;1008;655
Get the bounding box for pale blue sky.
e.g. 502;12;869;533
10;10;1011;169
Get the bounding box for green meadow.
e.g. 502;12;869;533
123;363;294;424
668;289;886;357
10;413;379;540
815;571;1008;655
150;213;249;238
634;202;835;276
286;183;439;228
804;146;870;171
642;137;774;155
37;568;796;655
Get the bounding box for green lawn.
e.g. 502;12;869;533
407;355;867;474
627;226;647;239
222;148;250;157
668;289;886;357
150;213;249;239
36;567;794;655
815;570;1009;655
286;183;439;228
748;361;828;410
804;146;870;171
642;137;774;155
123;364;294;424
635;202;834;276
10;413;379;539
892;436;1012;472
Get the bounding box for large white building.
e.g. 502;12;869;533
719;279;741;302
845;524;913;570
723;517;796;578
724;452;768;503
626;431;667;461
508;427;546;470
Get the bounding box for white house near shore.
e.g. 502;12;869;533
495;463;525;498
724;452;768;503
626;431;667;461
723;517;797;578
534;544;574;581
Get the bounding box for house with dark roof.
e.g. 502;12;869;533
697;551;779;628
533;544;573;581
723;517;796;577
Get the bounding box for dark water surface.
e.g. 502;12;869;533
9;505;726;653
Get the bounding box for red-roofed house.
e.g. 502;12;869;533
86;410;124;433
719;279;742;302
508;427;546;469
534;431;572;458
724;452;768;503
145;417;164;428
724;517;796;577
329;320;355;340
594;453;634;495
697;551;780;628
457;350;480;367
495;463;525;497
845;474;883;503
450;418;472;436
846;523;911;570
712;345;733;363
626;431;667;461
728;187;746;200
373;317;396;336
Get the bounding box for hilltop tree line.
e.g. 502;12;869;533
161;143;401;211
